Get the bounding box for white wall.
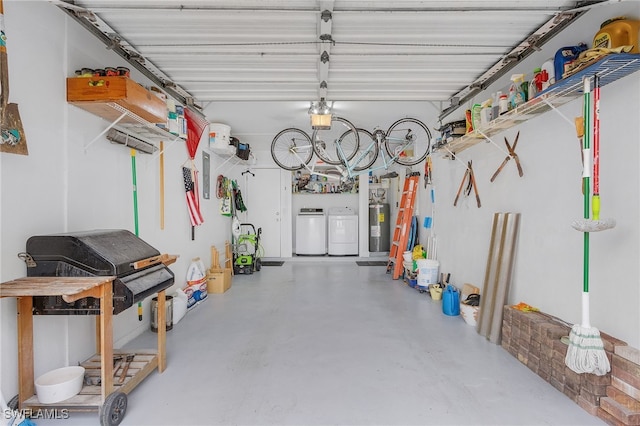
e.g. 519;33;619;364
0;1;232;397
1;0;639;402
415;2;640;348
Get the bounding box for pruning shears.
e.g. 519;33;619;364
490;131;523;182
454;160;481;208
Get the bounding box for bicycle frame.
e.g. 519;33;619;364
289;142;344;181
338;128;416;180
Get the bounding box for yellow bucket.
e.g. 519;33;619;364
429;285;442;300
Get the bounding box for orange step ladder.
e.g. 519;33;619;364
387;172;421;279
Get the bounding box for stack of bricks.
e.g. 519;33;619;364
502;305;640;425
599;346;640;425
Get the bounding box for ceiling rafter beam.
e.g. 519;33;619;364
316;1;334;100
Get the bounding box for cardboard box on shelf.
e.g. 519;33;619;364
207;268;232;294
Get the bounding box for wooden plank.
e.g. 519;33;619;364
489;213;520;344
160;140;165;230
486;214;509;341
131;253;178;269
0;276;115;299
157;290;167;372
23;392;102;409
17;296;34;408
99;282;113;403
477;213;503;338
120;357;158;395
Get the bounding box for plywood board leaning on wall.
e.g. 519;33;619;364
477;212;521;344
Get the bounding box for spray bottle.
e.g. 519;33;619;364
508;74;527;110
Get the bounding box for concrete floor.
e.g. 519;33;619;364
36;260;603;425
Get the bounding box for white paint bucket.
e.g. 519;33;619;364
209;123;232;154
416;259;439;287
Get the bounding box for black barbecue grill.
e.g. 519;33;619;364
24;229;174;315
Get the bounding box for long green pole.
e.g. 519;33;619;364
131;148;142;320
131;148;139;236
582;78;591;295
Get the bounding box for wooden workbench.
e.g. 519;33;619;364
0;276;166;417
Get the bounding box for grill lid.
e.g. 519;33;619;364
26;229;160;276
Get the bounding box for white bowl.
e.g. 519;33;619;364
35;366;85;404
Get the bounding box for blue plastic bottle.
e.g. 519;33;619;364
553;43;587;82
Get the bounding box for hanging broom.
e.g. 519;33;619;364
565;75;611;376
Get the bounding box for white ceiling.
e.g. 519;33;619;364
57;0;608;116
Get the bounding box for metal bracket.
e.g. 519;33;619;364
319;34;335;45
17;252;37;268
106;34;121;50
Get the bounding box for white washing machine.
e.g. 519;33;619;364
328;207;359;256
296;208;326;255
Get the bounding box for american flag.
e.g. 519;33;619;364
183;166;204;226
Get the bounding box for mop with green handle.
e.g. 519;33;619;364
565;75;611;376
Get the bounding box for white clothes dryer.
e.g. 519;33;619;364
328;207;358;256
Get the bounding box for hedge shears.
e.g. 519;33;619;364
490;131;523;182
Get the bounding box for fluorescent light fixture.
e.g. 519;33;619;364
106;128;158;154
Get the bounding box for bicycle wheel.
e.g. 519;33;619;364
384;117;431;166
271;128;313;171
340;128;379;172
312;116;359;165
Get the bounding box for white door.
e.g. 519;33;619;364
243;168;282;258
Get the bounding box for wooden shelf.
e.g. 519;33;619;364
67;76;167;124
434;54;640;157
67;77;185;148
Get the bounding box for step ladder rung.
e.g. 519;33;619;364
388;174;420;280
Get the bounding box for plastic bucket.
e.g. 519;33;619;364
209;123;232;153
429;285;442;300
416;259;439;287
151;296;173;333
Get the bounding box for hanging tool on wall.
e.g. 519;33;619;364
0;0;28;155
424;155;432;188
130;148;144;321
490;131;523;182
454;160;481;208
159;141;165;230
